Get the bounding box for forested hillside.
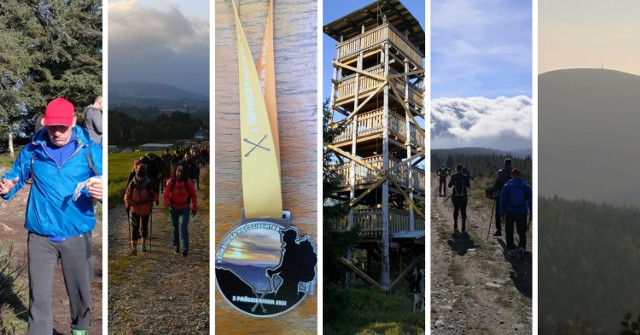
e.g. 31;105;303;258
539;196;640;334
431;148;532;180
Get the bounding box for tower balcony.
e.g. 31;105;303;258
330;207;426;240
332;155;425;193
336;23;424;70
334;65;424;110
331;108;425;150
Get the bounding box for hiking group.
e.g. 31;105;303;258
124;145;207;257
439;158;532;260
1;97;102;335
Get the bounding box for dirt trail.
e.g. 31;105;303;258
0;181;102;334
430;175;532;334
108;167;210;334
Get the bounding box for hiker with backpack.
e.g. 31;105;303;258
160;149;172;193
436;164;451;196
144;152;164;195
164;164;198;257
492;158;512;237
124;162;158;255
82;95;102;145
448;164;471;233
499;168;532;259
0;97;102;335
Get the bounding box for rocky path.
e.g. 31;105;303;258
108;167;210;334
430;175;532;334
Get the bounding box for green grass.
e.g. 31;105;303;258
108;151;148;209
0;244;27;334
0;153;16;171
324;283;425;335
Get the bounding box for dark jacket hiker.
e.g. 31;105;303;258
448;164;470;232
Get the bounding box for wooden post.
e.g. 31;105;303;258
404;58;415;231
381;41;390;291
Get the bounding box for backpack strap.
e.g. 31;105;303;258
85;151;99;176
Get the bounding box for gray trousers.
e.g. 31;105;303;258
28;233;93;334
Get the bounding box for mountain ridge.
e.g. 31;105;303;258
539;68;640;207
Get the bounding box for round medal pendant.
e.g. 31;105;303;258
215;221;317;317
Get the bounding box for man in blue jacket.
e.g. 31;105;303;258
499;168;532;260
0;97;102;335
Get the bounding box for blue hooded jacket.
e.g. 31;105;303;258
1;126;102;236
499;178;532;216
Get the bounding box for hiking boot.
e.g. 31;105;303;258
174;245;180;253
182;249;188;257
461;223;466;232
519;247;526;260
506;249;517;258
130;247;137;256
493;230;502;237
71;329;87;335
141;244;147;252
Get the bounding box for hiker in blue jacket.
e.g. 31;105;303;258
499;168;532;260
0;97;102;335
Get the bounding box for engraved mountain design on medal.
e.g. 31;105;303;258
216;224;317;317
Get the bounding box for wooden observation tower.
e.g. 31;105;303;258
324;0;426;292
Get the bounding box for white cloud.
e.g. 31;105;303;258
108;0;209;95
431;0;532;98
430;96;532;150
109;1;208;53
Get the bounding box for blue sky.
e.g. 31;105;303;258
431;0;532;150
322;0;425;103
431;0;532;99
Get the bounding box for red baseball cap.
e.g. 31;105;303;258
44;97;75;126
511;168;522;176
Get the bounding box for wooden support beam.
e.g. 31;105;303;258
333;60;386;81
350;177;386;207
326;144;384;175
344;83;386;122
388;175;425;219
385;150;426;175
387;69;425;79
339;257;386;293
390;258;420;291
388;83;426;139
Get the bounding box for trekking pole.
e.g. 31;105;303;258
149;202;153;252
127;208;131;253
441;194;452;205
486;198;496;240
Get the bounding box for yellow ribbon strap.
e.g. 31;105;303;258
231;0;282;218
257;0;279;163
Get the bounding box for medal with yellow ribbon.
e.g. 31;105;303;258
215;0;317;317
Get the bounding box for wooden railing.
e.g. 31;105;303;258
336;24;423;69
335;66;424;109
332;108;425;149
332;208;426;239
336;66;385;103
332;155;425;192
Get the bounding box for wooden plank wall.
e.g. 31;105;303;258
215;0;318;333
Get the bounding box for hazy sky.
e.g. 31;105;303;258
108;0;209;96
539;0;640;75
221;229;282;266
